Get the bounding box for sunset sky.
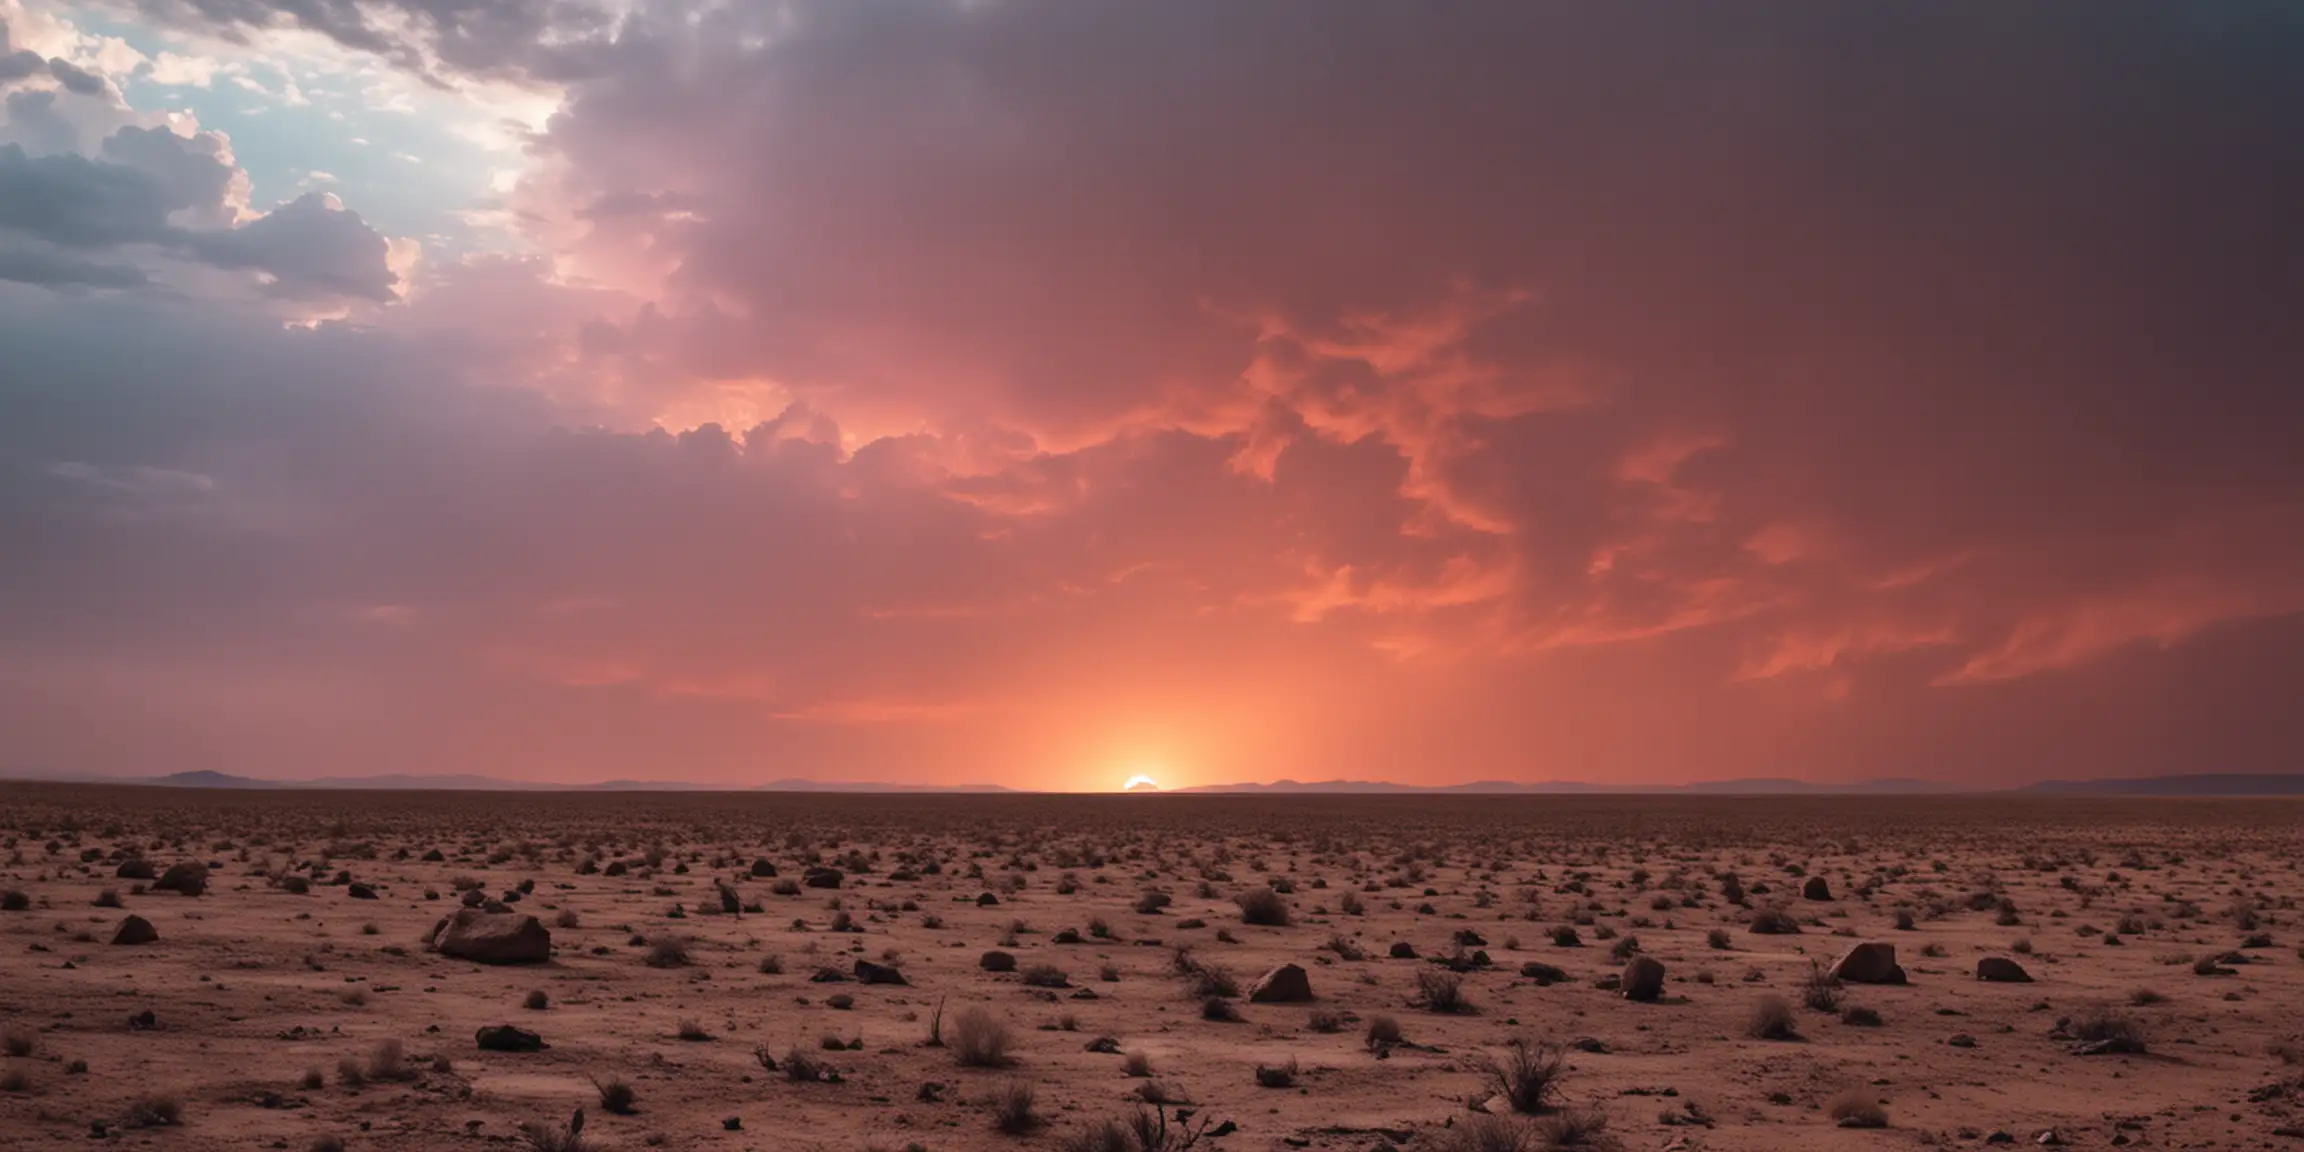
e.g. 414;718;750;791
2;2;2300;791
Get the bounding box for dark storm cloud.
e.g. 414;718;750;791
2;1;2301;785
46;56;106;96
0;129;396;299
185;192;399;299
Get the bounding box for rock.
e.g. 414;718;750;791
475;1024;545;1052
347;883;377;900
126;1009;157;1030
854;960;908;985
976;892;1000;906
434;910;553;965
1829;942;1907;985
749;858;777;878
115;859;155;880
153;863;207;896
1976;957;2032;983
979;950;1017;972
111;915;158;945
459;889;486;908
1084;1036;1122;1053
1520;961;1568;986
803;868;843;889
1949;1033;1977;1047
1249;963;1315;1003
1621;954;1666;1002
1388;941;1418;959
723;1117;742;1131
1801;876;1832;901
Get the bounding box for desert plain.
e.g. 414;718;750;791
2;785;2303;1151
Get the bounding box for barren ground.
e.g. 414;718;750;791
3;785;2302;1151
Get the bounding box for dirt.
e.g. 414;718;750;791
2;785;2300;1151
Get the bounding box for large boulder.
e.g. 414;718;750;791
1248;963;1315;1003
1620;955;1666;1002
1801;876;1833;901
115;858;156;881
434;910;553;965
153;862;208;897
1829;942;1907;985
475;1024;546;1052
854;960;908;985
749;858;777;878
112;915;159;945
1976;956;2032;983
803;867;843;889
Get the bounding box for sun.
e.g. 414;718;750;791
1122;774;1161;792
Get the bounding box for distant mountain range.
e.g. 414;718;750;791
1;768;2298;796
69;770;1019;793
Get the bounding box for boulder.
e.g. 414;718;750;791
1829;942;1907;985
1248;963;1315;1003
153;862;207;897
749;858;777;878
1976;956;2032;983
111;915;159;945
1801;876;1832;901
854;960;908;985
434;910;553;965
475;1024;546;1052
348;883;378;900
803;867;843;890
115;859;156;881
1388;941;1418;959
979;950;1017;972
1620;954;1666;1002
1520;961;1568;986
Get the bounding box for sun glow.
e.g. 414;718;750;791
1121;774;1160;792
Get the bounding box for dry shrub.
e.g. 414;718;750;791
1748;907;1800;935
1235;887;1290;926
1438;1114;1536;1152
124;1096;182;1128
1480;1038;1567;1113
1799;962;1842;1012
953;1006;1015;1067
1415;969;1472;1013
2067;1007;2148;1053
644;935;690;968
1748;994;1798;1040
1827;1090;1889;1128
365;1039;411;1082
593;1075;637;1114
1533;1106;1616;1148
992;1079;1040;1134
520;1114;587;1152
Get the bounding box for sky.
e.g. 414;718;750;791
2;1;2301;792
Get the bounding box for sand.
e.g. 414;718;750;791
2;785;2301;1151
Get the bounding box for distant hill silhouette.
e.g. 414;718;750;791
8;770;2298;796
2014;773;2304;796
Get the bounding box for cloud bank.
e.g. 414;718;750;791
3;1;2301;788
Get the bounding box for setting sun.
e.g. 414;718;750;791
1122;774;1161;792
